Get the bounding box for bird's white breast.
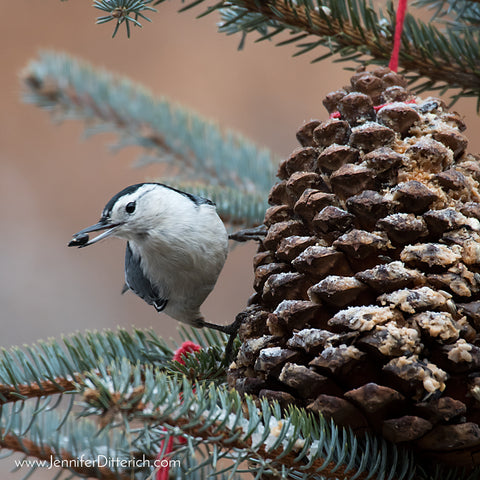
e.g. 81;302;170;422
129;199;228;324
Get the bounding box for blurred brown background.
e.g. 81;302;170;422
1;0;480;477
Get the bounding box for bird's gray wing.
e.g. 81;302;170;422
124;242;168;312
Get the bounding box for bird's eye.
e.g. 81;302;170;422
125;201;136;214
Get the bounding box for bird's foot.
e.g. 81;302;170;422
200;313;245;364
228;224;267;242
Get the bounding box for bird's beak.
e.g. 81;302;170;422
68;220;121;248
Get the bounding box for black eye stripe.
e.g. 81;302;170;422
125;201;136;214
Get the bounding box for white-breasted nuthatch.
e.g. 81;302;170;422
69;183;242;347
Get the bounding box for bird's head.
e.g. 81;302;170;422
68;183;194;248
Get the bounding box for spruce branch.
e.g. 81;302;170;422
22;51;277;228
0;377;77;404
0;328;175;405
413;0;480;27
0;433;130;480
0;326;233;409
94;0;157;37
213;0;480;98
78;362;416;480
0;422;241;480
68;0;480;100
0;402;142;480
1;334;474;480
1;351;414;480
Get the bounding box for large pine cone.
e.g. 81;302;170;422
229;67;480;467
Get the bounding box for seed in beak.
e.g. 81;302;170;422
68;233;90;247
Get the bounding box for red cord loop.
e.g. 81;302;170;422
156;341;202;480
172;341;202;364
389;0;408;72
